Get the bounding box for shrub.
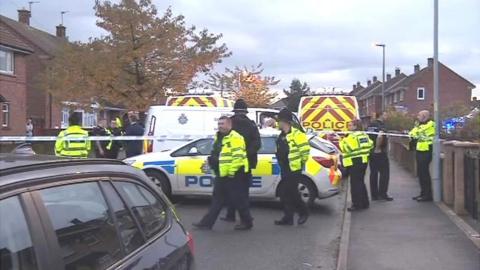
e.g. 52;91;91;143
384;110;416;132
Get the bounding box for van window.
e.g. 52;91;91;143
0;196;38;270
39;182;123;270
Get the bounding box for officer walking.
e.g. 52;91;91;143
409;110;435;202
222;99;261;222
275;109;310;226
55;112;91;158
193;116;254;230
367;112;393;201
340;119;373;211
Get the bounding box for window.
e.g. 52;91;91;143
83;111;97;128
417;87;425;100
1;103;9;127
394;92;399;103
399;90;404;102
258;137;277;154
61;108;70;128
102;183;144;254
0;49;14;74
0;196;39;270
115;182;167;239
171;138;214;157
39;182;123;270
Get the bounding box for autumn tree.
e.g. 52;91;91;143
283;79;310;112
40;0;230;110
204;63;279;107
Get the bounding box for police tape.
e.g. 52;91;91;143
0;131;411;142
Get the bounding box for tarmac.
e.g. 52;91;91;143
346;159;480;270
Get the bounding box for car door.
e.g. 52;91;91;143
173;138;216;195
250;136;281;196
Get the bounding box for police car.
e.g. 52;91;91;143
124;131;342;205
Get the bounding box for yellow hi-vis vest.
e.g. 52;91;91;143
409;120;435;152
286;127;310;172
55;125;91;158
339;131;373;167
218;130;249;177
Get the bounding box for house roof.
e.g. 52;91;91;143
0;14;64;56
270;97;288;108
364;73;408;98
356;81;381;99
0;22;33;53
349;85;365;96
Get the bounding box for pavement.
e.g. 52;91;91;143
347;159;480;270
174;191;346;270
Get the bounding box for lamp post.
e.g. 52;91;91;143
432;0;441;202
375;43;386;112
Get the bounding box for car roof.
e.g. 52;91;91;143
0;154;143;190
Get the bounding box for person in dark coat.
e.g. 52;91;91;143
124;114;144;158
222;99;261;222
106;119;122;159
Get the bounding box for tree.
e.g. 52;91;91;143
283;79;310;112
204;63;279;107
40;0;230;110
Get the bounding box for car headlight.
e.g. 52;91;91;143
123;159;136;166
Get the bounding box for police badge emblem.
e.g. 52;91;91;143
178;113;188;125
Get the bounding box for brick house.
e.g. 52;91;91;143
0;21;33;135
0;10;125;135
386;58;475;114
352;58;476;122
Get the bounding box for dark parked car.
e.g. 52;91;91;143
0;154;195;270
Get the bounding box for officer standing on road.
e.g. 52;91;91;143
275;108;310;226
124;114;144;158
91;119;113;158
106;119;122;159
367;112;393;201
193;116;254;230
222;99;261;222
409;110;435;202
340;119;374;212
55;112;91;158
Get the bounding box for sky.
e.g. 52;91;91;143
1;0;479;97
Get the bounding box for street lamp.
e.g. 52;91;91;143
375;43;386;112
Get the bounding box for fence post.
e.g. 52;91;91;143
452;142;477;215
442;141;455;206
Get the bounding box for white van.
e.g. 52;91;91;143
143;106;279;152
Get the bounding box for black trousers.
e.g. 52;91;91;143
279;171;308;220
225;172;252;220
416;150;433;199
199;173;253;227
349;160;369;208
369;152;390;199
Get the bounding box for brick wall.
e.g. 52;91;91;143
0;54;27;135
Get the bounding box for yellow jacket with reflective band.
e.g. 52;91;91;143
409;120;435;152
339;131;373;167
286;127;310;172
55;125;91;158
218;130;249;177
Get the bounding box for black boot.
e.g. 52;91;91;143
274;218;294;226
298;214;309;225
234;222;253;231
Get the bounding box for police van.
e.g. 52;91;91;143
143;106;280;152
126;130;342;206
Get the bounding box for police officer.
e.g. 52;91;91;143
106;119;122;159
55;112;91;158
340;119;374;211
222;99;261;222
275;109;310;226
124;114;144;158
91;119;113;158
367;112;393;201
409;110;435;202
193;116;254;230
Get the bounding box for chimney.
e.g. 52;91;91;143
56;25;66;38
373;76;378;82
356;81;361;88
18;9;31;25
395;67;401;77
352;84;356;91
427;57;433;68
386;73;392;81
367;80;371;86
414;64;420;73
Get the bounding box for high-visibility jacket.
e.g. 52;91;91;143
285;127;310;172
218;130;249;177
339;131;373;167
55;125;91;158
409;120;435;152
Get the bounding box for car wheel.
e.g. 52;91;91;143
298;177;317;207
145;170;172;198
